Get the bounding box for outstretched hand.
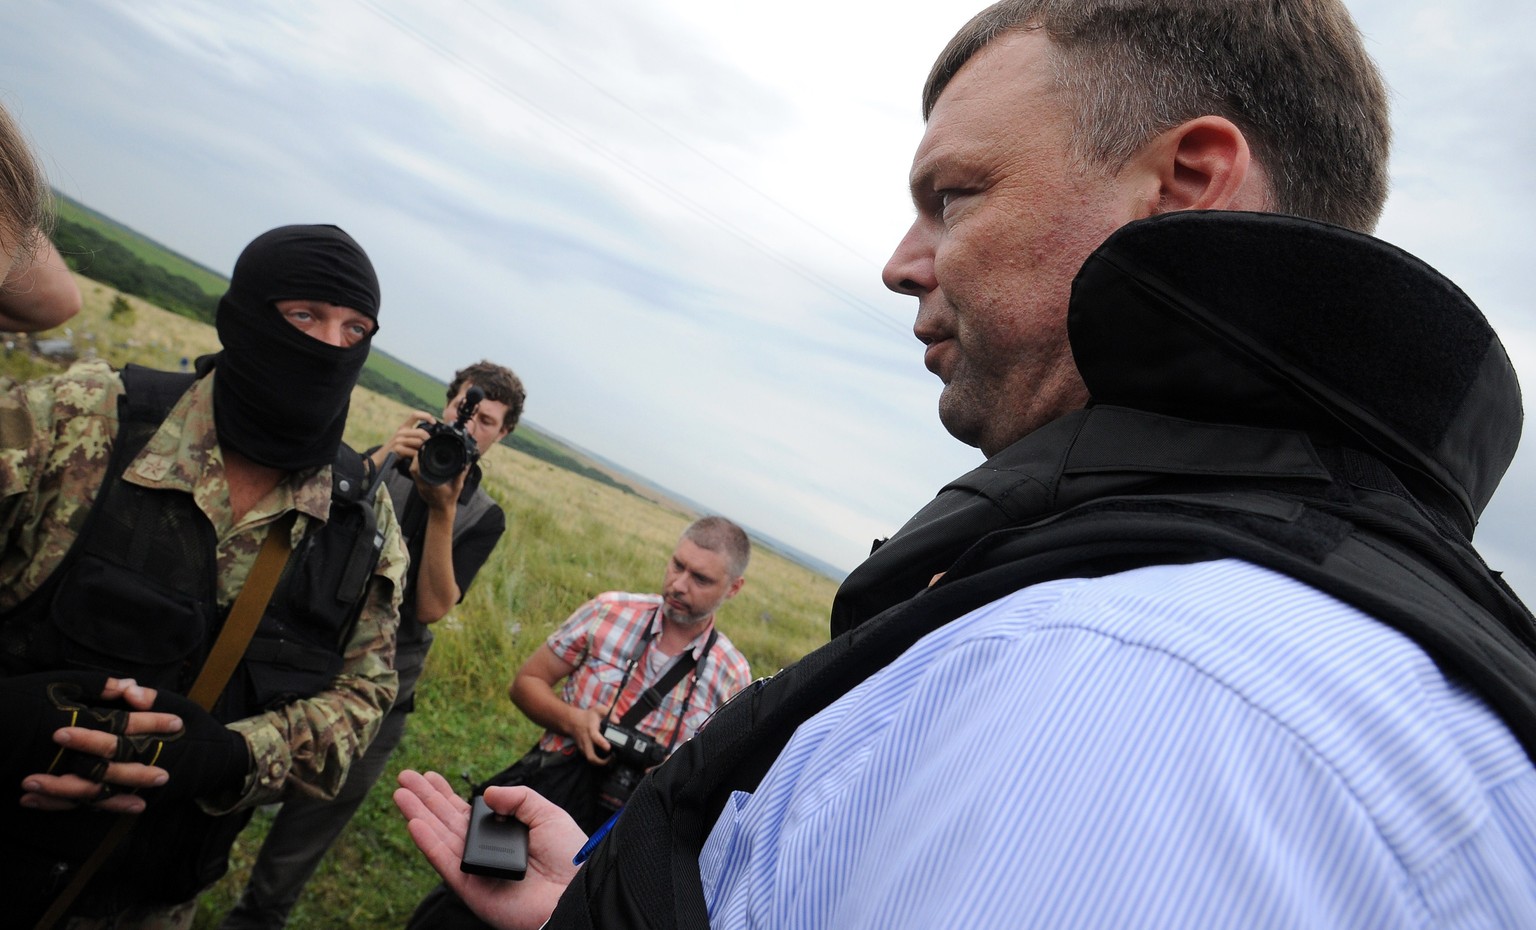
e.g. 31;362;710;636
395;769;586;930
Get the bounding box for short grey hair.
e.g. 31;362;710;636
682;516;751;580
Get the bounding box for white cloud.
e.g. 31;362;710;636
1;0;1530;590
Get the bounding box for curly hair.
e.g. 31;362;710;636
447;360;526;433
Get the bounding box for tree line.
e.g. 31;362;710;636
51;216;219;323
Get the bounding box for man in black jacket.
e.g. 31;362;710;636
2;225;406;929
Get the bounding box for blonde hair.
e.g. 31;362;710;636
0;102;50;265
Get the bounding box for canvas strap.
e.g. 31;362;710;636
187;511;297;709
34;511;298;930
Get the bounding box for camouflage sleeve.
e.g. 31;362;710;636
0;362;121;609
0;377;45;547
216;480;407;810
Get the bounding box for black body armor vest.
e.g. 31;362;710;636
546;213;1536;929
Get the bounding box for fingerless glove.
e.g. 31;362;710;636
129;689;253;802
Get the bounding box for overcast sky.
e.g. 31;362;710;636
1;0;1531;597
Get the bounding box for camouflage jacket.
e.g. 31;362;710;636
0;360;406;809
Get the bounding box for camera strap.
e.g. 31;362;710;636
617;628;717;734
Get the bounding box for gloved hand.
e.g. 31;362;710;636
0;670;119;781
9;675;251;811
122;688;252;803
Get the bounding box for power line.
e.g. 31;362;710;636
349;0;911;339
458;0;888;271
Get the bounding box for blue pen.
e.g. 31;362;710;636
573;811;621;865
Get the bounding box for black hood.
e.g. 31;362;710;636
211;224;380;471
1069;211;1522;537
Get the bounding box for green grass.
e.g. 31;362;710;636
1;271;838;928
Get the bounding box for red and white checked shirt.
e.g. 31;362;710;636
537;591;752;755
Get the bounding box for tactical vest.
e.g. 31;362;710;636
549;408;1536;930
545;212;1536;929
0;364;386;919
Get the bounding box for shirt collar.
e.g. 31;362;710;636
647;605;717;658
124;371;332;523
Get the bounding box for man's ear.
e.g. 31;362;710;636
725;576;745;600
1140;115;1264;214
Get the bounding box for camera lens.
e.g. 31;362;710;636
417;432;469;485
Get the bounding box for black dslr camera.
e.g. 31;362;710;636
596;722;668;811
411;385;485;486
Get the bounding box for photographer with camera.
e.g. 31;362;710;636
405;517;752;930
220;361;524;930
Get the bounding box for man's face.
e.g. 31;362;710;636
442;385;512;455
276;299;375;348
882;31;1158;457
660;538;744;628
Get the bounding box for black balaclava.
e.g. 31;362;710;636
210;224;380;471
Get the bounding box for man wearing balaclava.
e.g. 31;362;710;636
0;224;408;929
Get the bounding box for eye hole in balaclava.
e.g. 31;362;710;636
209;224;380;472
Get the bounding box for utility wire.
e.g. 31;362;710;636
350;0;911;339
459;0;888;271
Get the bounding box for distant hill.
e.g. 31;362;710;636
52;196;222;322
561;435;850;581
54;194;229;296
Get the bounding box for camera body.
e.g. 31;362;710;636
596;722;669;811
411;385;485;486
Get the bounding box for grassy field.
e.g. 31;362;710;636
2;277;838;928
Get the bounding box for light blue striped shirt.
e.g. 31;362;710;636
700;559;1536;928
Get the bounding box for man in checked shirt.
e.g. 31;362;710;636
405;517;751;930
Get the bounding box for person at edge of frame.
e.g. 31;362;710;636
395;2;1536;929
